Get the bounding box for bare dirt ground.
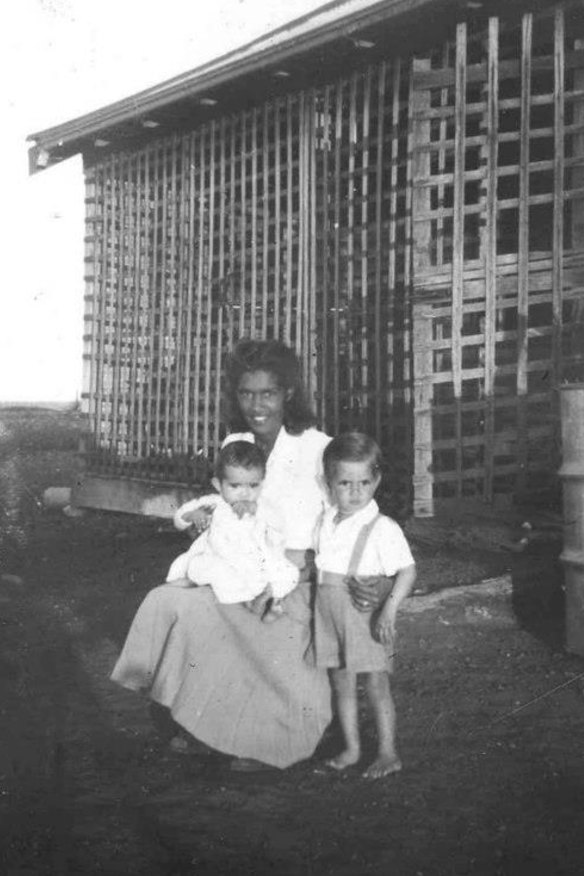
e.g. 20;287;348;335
1;406;584;876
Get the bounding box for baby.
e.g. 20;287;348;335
167;440;300;621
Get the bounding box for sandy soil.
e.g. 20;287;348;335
1;406;584;876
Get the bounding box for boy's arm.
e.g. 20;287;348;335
373;563;417;644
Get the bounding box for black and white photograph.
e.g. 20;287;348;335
1;1;584;873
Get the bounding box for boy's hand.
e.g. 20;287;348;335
373;605;396;644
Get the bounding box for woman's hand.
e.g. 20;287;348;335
346;575;391;612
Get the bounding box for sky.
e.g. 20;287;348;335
0;0;326;402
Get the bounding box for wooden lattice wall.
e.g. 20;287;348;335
81;1;584;514
410;3;584;513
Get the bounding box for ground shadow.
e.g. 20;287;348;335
510;538;565;651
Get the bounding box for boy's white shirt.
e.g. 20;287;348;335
167;493;299;602
314;499;415;580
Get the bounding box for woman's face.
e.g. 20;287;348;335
236;370;292;443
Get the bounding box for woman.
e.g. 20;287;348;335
111;339;333;769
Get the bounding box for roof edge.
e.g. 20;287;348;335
27;0;437;156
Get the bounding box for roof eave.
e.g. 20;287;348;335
27;0;448;170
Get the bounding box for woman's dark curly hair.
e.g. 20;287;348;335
225;339;317;435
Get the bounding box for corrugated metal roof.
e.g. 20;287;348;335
28;0;449;170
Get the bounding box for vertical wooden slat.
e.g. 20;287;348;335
483;17;499;502
410;54;431;512
127;151;140;458
296;92;305;358
552;7;565;387
274;100;281;338
333;82;343;431
82;166;99;436
409;59;434;514
182;134;196;454
214;118;227;452
361;68;371;418
411;59;432;281
308;89;318;403
203;122;215;457
452;22;467;496
155;143;168;456
374;61;386;440
176;138;188;455
517;12;533;490
388;59;401;419
347;75;357;416
97;161;111;452
438;43;449;269
110;156;124;453
285;97;293;345
261;105;270;338
145;145;159;457
239;113;247;338
227;119;236;352
412;304;434;516
175;139;187;455
137;149;151;461
193;129;205;452
167;137;179;454
250;108;258;338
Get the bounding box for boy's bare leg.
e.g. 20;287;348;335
326;669;361;769
363;671;402;779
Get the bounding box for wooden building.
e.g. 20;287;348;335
29;0;584;518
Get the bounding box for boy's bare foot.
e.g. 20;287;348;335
362;754;402;780
169;735;190;754
325;749;360;770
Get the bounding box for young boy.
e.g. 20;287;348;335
313;432;416;779
167;441;300;621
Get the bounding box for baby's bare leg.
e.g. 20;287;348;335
363;671;402;779
262;597;285;623
326;669;360;769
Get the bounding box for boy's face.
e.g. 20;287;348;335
212;464;264;516
327;460;381;519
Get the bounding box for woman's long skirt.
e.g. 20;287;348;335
110;582;332;768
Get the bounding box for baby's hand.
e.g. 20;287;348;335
231;500;257;519
180;505;215;537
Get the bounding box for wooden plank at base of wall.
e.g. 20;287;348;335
72;474;200;519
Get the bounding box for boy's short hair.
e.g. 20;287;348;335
215;440;266;481
323;432;383;482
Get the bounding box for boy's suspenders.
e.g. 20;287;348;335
346;514;382;578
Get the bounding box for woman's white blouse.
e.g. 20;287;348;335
223;427;331;550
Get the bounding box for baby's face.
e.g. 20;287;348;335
215;464;264;516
